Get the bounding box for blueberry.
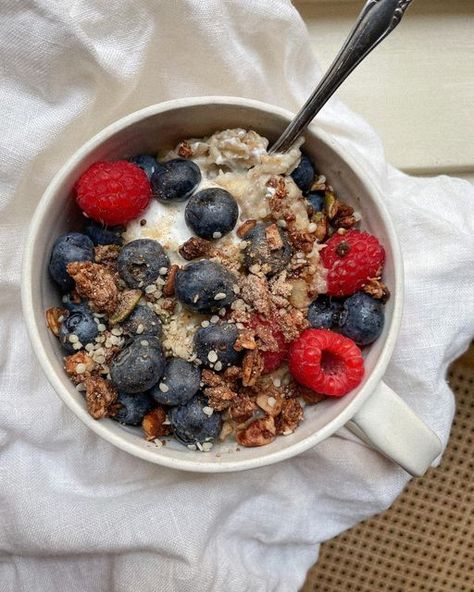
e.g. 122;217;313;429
243;222;292;276
194;322;241;369
185;188;239;240
110;336;165;393
291;155;315;193
307;295;344;330
169;393;222;445
59;305;98;352
151;158;201;203
84;220;123;246
117;239;170;289
111;391;155;425
338;292;384;345
150;358;201;406
175;260;237;313
128;154;163;181
48;232;94;291
122;305;162;338
306;191;325;212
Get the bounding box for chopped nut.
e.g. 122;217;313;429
236;219;257;238
253;323;279;352
205;385;238;410
242;349;264;387
202;368;240;410
94;244;121;271
84;375;117;419
46;306;67;337
201;368;222;388
234;328;257;351
142;407;172;440
275;398;304;434
287;219;315;254
265;223;283;250
324;192;339;219
163;264;179;297
256;392;283;417
288;278;311;310
239;274;273;318
275;307;309;342
108;289;142;324
64;351;97;384
67;261;118;315
229;395;257;423
362;277;391;303
178;237;212;260
334;215;358;229
222;365;242;385
219;419;235;441
160;297;176;312
236;415;276;447
177;140;193;158
311;211;328;242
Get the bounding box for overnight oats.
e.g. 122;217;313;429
46;129;389;451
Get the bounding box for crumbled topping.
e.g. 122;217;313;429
362;277;391;303
142;407;172;440
239;274;272;318
264;223;284;251
46;306;67;337
202;368;239;410
234;328;257;351
67;261;118;315
109;289;142;324
275;398;304;435
177;141;193;158
163;264;179;297
236;219;257;238
94;244;121;271
229;395;257;423
64;351;97;384
236;415;276;447
256;391;283;417
84;375;118;419
179;237;212;260
241;349;264;387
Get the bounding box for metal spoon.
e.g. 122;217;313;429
270;0;413;153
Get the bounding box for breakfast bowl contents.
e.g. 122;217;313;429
23;97;441;474
44;127;389;452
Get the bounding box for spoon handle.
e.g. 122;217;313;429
270;0;413;153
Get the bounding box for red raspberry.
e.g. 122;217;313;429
249;316;289;374
288;328;364;397
321;230;385;296
75;161;151;225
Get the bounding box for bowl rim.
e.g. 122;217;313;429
21;96;403;472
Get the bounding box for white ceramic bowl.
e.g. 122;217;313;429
22;97;441;475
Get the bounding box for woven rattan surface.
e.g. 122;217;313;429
303;347;474;592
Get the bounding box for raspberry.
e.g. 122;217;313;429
288;328;364;397
249;316;288;374
75;161;151;226
321;230;385;296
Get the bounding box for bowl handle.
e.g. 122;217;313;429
346;381;442;476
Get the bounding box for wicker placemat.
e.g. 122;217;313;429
302;346;474;592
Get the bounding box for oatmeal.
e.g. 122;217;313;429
46;128;388;451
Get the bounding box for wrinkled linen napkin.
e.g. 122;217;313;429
1;1;473;591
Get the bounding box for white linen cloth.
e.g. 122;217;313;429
1;1;473;590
